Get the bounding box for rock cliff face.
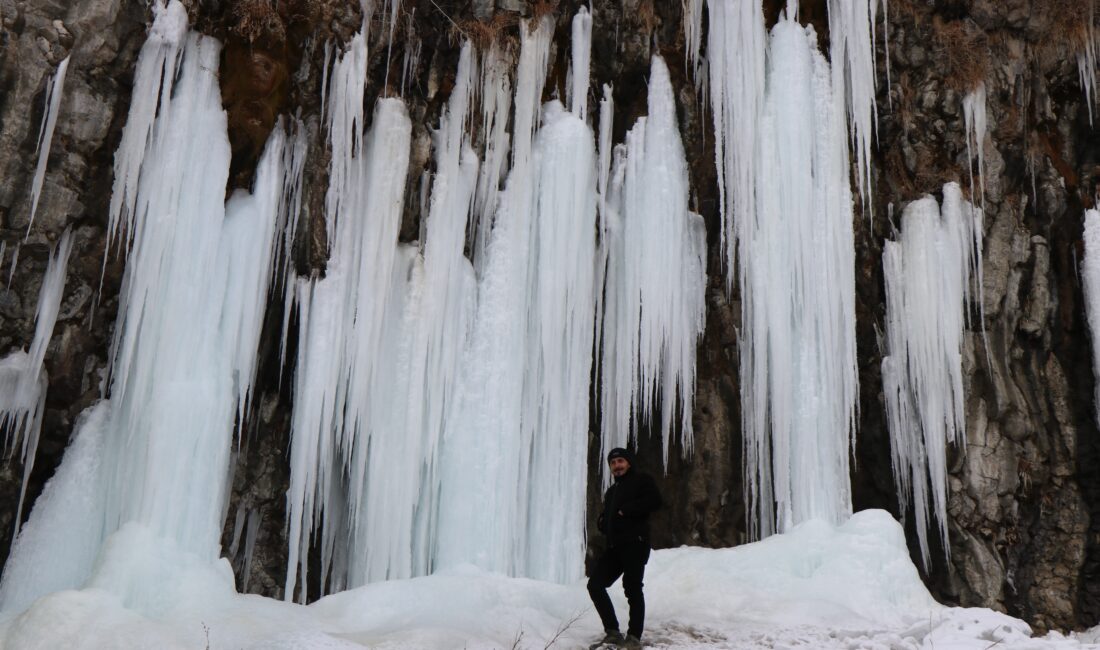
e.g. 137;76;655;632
1;0;1098;632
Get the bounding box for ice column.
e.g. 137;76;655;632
599;55;707;484
881;183;983;569
26;56;70;233
741;20;859;538
435;17;561;579
0;229;72;534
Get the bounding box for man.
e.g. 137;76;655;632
588;447;663;649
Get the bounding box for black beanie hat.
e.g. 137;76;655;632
607;447;635;465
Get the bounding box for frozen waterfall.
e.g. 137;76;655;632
1;0;302;611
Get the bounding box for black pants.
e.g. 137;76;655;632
587;541;651;638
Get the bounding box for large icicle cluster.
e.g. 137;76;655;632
881;183;983;569
690;0;883;284
597;56;707;481
1;0;304;611
825;0;884;206
704;1;766;289
741;19;859;538
694;0;886;540
284;30;427;598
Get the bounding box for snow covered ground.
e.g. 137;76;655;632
1;510;1097;649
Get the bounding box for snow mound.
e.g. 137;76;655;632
1;511;1093;649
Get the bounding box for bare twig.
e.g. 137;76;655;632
543;610;586;649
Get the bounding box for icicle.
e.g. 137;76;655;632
683;0;704;78
0;229;73;539
1085;211;1100;422
881;183;983;570
825;0;882;213
705;0;766;289
741;21;858;538
962;82;987;212
598;56;707;486
5;243;18;289
470;41;513;273
1079;1;1097;125
568;7;592;120
400;9;422;99
100;26;288;567
26;56;70;235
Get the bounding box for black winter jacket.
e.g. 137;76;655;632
597;469;662;548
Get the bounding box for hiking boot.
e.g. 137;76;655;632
622;634;643;649
593;630;623;647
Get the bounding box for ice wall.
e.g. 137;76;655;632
741;19;859;538
881;184;983;569
598;56;707;482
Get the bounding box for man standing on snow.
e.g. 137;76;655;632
588;447;663;649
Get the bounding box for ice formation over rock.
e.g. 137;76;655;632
881;183;984;569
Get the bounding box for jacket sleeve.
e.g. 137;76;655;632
618;474;662;517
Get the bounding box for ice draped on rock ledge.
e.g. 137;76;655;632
881;183;984;570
